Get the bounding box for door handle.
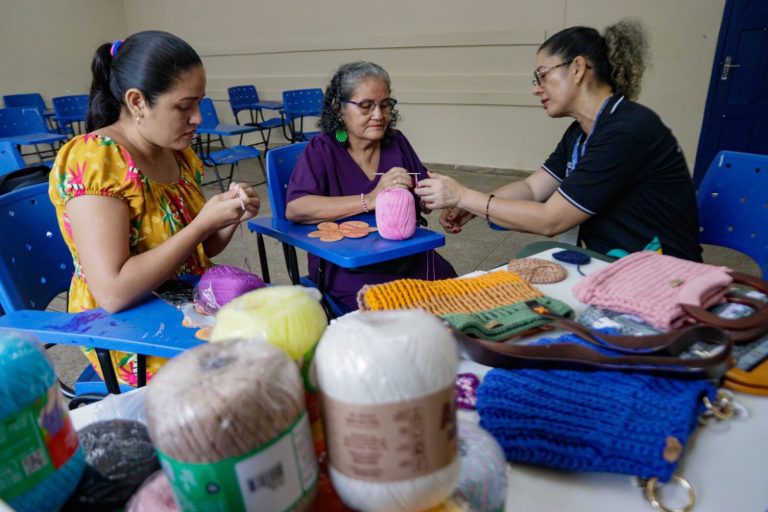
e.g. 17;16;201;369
721;56;741;80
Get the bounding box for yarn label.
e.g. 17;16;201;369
0;384;79;500
157;411;317;512
323;385;457;482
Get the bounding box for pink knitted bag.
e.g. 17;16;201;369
572;251;733;330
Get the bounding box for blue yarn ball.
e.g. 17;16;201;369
0;331;85;512
552;249;591;266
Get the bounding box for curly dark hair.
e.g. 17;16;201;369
539;19;648;100
319;61;400;146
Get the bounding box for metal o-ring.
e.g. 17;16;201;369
644;475;695;512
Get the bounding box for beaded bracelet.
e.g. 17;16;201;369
485;194;495;221
360;193;369;213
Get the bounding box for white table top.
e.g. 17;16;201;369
69;247;768;511
459;248;768;512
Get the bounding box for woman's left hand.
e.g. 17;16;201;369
229;181;261;222
414;170;465;210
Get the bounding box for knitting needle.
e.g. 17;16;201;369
233;184;246;212
374;172;421;175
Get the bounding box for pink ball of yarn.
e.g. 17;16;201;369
127;471;178;512
375;187;416;240
194;265;266;315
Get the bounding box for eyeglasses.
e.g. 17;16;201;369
532;60;574;87
343;98;398;115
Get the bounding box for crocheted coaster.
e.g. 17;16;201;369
476;333;715;482
507;258;567;284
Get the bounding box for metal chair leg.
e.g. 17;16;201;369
256;233;271;284
95;348;121;395
212;164;226;192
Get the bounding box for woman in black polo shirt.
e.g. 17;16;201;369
415;19;702;261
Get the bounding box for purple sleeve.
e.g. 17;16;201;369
286;135;335;202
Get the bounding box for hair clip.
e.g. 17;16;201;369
109;39;125;58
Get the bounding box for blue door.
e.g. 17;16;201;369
693;0;768;186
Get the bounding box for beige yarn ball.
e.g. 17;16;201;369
146;339;317;511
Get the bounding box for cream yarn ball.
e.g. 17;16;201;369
315;310;459;512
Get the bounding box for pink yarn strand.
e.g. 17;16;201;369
239;222;252;273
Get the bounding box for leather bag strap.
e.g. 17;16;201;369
454;313;733;379
681;272;768;343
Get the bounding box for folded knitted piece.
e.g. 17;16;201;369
357;270;574;340
476;333;715;482
572;251;732;330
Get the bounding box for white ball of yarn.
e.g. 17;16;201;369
315;310;459;512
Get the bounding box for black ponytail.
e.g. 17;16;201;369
86;43;121;132
85;30;203;132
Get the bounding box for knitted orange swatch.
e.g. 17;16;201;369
357;270;574;340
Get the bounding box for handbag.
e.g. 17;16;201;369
476;337;715;482
572;251;768;342
471;327;735;511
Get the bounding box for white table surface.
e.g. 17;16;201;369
69;248;768;511
459;248;768;512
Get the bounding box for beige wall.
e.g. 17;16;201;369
3;0;725;172
0;0;126;100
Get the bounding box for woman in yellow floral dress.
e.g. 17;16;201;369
48;31;261;387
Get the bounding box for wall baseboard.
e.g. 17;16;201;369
424;162;532;178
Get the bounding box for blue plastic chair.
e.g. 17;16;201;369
248;143;447;318
0;107;67;161
3;93;56;125
52;94;89;135
227;85;285;151
0;183;143;404
0;184;207;404
280;88;323;143
250;142;345;317
196;97;265;191
697;151;768;277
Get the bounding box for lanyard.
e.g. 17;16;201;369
567;96;613;175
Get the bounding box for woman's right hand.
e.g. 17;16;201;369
439;207;475;234
193;188;252;236
367;166;412;209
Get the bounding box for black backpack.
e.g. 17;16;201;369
0;165;51;195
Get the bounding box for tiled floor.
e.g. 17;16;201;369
45;151;761;391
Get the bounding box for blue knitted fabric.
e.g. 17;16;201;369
476;333;715;482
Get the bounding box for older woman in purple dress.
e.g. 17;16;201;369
285;61;457;311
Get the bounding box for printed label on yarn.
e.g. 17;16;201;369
157;411;317;512
0;384;79;500
323;386;457;482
